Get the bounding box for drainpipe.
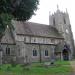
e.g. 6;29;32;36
39;44;42;63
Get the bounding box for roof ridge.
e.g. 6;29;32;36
27;21;49;26
12;20;63;38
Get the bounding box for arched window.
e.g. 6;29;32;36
51;38;55;43
45;50;48;56
24;37;26;42
6;47;10;55
63;18;66;24
33;50;37;56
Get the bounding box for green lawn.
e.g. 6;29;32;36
0;61;73;75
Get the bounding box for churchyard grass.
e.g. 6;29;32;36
0;61;73;75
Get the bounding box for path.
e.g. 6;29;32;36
70;61;75;75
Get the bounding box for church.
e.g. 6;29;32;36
0;8;74;64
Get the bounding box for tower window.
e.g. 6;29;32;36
63;18;66;24
53;18;55;25
6;47;10;55
24;37;26;42
33;50;37;56
45;50;48;56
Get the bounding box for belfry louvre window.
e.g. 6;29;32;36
53;18;55;25
45;50;48;56
63;18;66;24
6;47;10;55
24;37;26;43
33;50;37;56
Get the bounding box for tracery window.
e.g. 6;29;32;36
6;47;10;55
45;50;48;56
33;50;37;56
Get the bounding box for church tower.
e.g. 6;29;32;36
49;6;75;59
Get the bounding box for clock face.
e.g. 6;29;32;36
66;29;69;33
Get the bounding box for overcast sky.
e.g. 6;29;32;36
29;0;75;40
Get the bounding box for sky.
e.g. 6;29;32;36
29;0;75;40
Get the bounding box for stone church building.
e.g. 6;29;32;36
0;8;74;64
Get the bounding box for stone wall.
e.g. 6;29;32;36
1;44;16;64
16;41;56;63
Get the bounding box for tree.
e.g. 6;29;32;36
0;0;39;40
